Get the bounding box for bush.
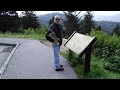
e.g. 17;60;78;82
35;26;46;35
22;26;46;36
90;30;120;72
63;49;84;67
24;28;35;35
63;30;120;73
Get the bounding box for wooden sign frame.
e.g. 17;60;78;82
64;31;97;74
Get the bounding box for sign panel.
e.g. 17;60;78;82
64;31;96;55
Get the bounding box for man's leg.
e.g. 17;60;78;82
52;45;60;69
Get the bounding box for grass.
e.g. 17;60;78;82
0;33;46;42
0;27;46;41
61;50;120;79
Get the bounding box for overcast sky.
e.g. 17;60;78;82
17;11;120;16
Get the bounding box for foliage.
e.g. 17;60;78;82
0;11;21;33
61;29;120;78
23;26;46;36
0;25;46;40
63;11;81;38
96;25;102;31
112;24;120;36
90;30;120;72
80;11;95;34
21;11;40;29
95;21;120;35
62;49;120;79
62;49;83;67
48;16;54;26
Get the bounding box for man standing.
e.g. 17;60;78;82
46;15;64;71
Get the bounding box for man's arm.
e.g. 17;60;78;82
59;24;63;46
45;30;55;42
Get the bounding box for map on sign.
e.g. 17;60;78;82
64;31;96;55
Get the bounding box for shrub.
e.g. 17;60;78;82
90;30;120;72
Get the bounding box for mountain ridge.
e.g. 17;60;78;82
38;12;120;34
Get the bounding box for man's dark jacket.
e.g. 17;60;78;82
45;23;63;46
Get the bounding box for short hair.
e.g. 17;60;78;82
54;15;60;19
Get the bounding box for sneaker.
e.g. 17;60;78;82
55;67;64;71
60;64;63;67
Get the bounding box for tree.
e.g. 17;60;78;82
0;11;9;32
81;11;95;35
21;11;40;29
48;16;54;26
112;24;120;36
97;25;102;31
63;11;81;37
8;11;21;32
0;11;20;33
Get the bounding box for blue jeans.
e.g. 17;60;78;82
52;45;60;69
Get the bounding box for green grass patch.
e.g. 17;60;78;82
0;26;46;41
61;50;120;79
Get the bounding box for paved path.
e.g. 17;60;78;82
0;38;78;79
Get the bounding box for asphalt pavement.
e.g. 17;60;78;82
0;38;78;79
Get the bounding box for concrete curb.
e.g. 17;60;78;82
0;43;19;79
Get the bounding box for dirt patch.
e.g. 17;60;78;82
41;39;69;52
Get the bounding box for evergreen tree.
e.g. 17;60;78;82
21;11;40;29
97;25;102;31
112;24;120;36
0;11;20;33
48;16;54;26
63;11;81;37
81;11;95;35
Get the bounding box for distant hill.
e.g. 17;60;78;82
95;21;120;34
38;12;65;26
93;14;120;22
38;13;120;34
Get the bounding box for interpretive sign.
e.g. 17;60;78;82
64;31;97;74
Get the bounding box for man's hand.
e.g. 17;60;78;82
54;38;60;42
53;39;59;45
